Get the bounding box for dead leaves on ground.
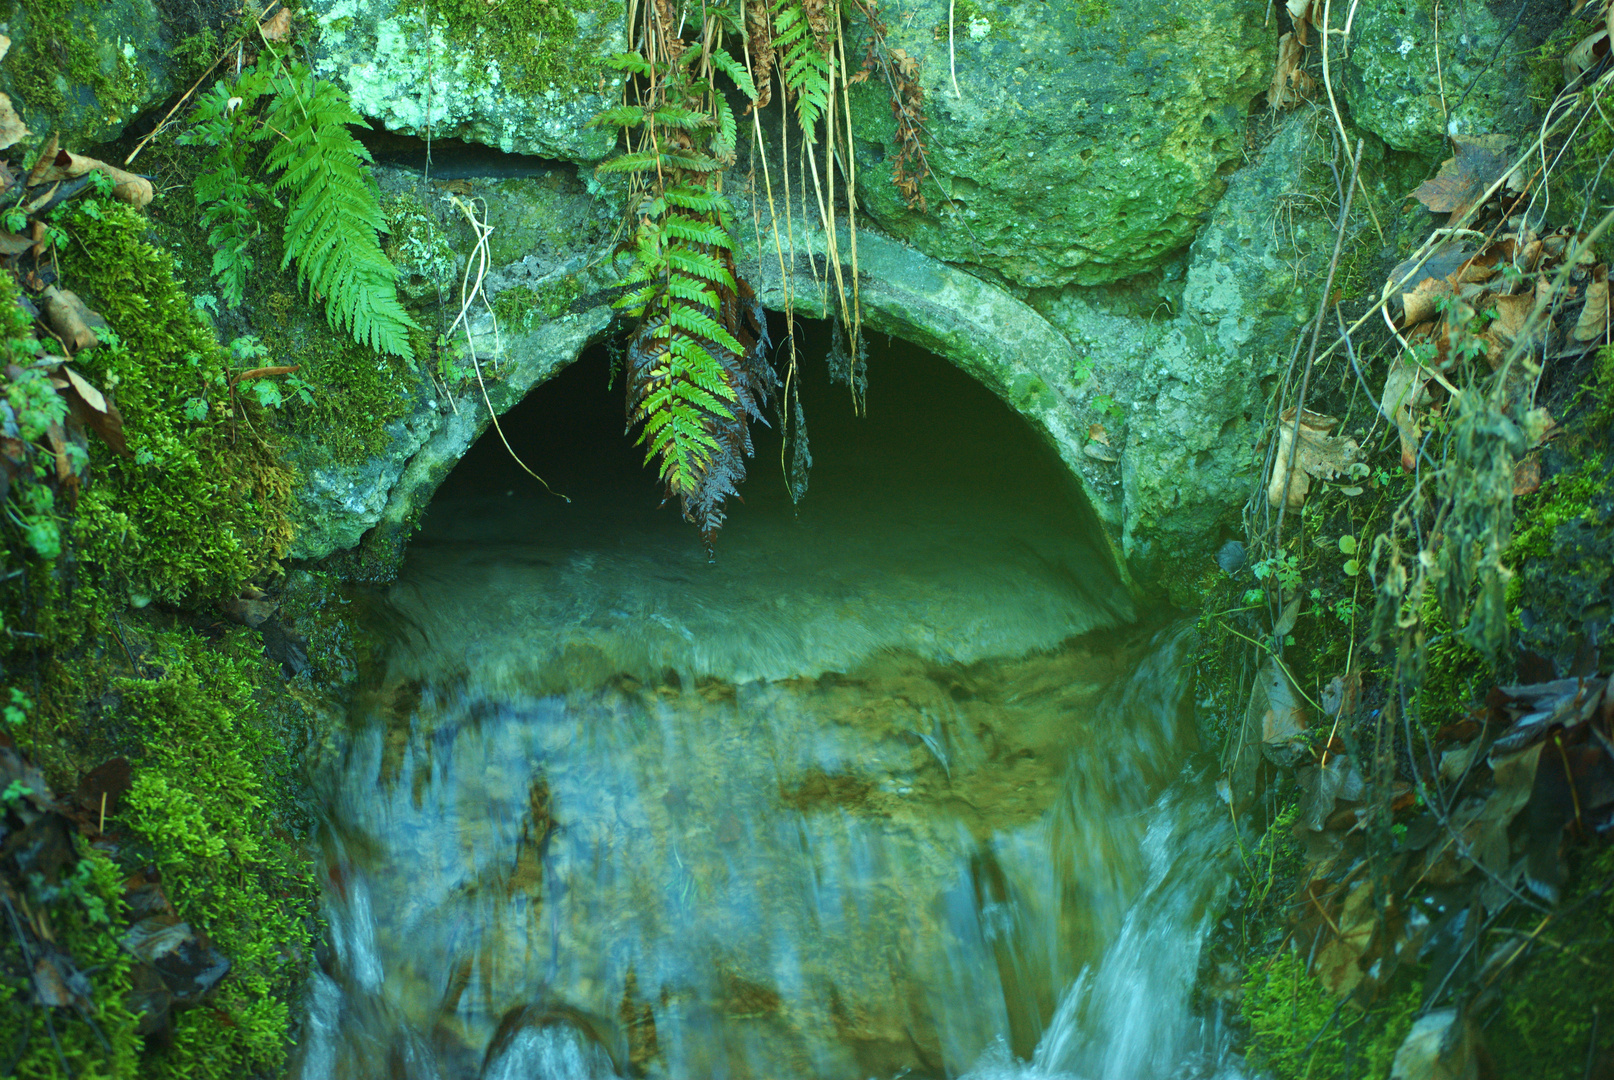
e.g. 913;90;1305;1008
1267;0;1318;110
1;738;232;1038
1266;407;1361;509
1278;669;1614;1014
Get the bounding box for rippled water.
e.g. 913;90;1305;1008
294;344;1247;1080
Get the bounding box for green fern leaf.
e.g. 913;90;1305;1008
255;61;418;358
591;104;650;128
666;247;736;288
663;216;733;249
710;50;758;102
669;304;746;356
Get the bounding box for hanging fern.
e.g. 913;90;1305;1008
595;46;776;551
772;0;835;130
183;52;418;358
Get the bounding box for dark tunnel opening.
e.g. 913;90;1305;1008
420;316;1106;561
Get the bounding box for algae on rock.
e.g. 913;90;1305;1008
306;0;623;162
846;0;1265;289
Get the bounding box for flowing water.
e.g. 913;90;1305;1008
294;344;1249;1080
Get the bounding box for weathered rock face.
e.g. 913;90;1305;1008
1342;0;1541;157
0;0;177;148
306;0;622;161
846;0;1266;289
285;113;1326;594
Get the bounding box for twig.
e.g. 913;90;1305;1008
444;195;568;502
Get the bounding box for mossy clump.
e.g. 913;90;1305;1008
57;201;294;605
2;0;149;129
1487;848;1614;1079
1241;950;1421;1080
408;0;611;97
491;275;585;330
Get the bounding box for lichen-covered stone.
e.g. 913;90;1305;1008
1078;116;1329;590
845;0;1264;289
1342;0;1542;156
306;0;622;162
0;0;176;148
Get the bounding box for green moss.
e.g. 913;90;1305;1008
1489;848;1614;1079
1242;950;1421;1080
112;628;315;1078
0;842;145;1079
491;275;585;330
4;0;148;126
407;0;616;97
56;201;294;604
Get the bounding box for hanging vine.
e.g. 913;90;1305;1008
598;0;925;546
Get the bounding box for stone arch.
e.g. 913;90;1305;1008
290;214;1127;585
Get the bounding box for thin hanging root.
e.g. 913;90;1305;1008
446;195;569;502
837;24;864;406
752;107;807;496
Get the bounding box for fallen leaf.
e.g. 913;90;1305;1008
1087;422;1109;445
1565;29;1610;84
1268;32;1314;110
1313;877;1376;996
62;367;106;413
1390;1008;1479;1080
1267;408;1360;508
25;133;59;187
221;596;277;628
1573;273;1608;342
1512;455;1541;496
260;7;294;40
40;287;108;351
1381;357;1432;470
0;231;31;255
1249;657;1308;760
1411;137;1513;221
0;92;28;151
1402;275;1453;328
30;148;154;209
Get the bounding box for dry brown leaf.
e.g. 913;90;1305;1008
40;287;108;351
62;367;107;413
1313;877;1375;996
1573;272;1608;342
1402;275;1453;327
0;93;28;151
222;596;278;628
1381;357;1432;470
260;7;294;40
1268;33;1314;110
1087;422;1109;445
1411;137;1513;221
0;230;30;256
1267;408;1360;508
1512;456;1541;496
31;148;154;209
1566;29;1610;84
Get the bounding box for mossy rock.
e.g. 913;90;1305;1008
1342;0;1551;157
0;0;177;149
845;0;1265;288
306;0;624;163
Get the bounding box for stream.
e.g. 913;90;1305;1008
292;341;1248;1080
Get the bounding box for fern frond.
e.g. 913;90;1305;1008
710;50;759;102
663;216;733;249
666;247;736;288
591;104;651;128
255;61;418;358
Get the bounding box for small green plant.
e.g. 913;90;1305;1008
182;47;418;357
